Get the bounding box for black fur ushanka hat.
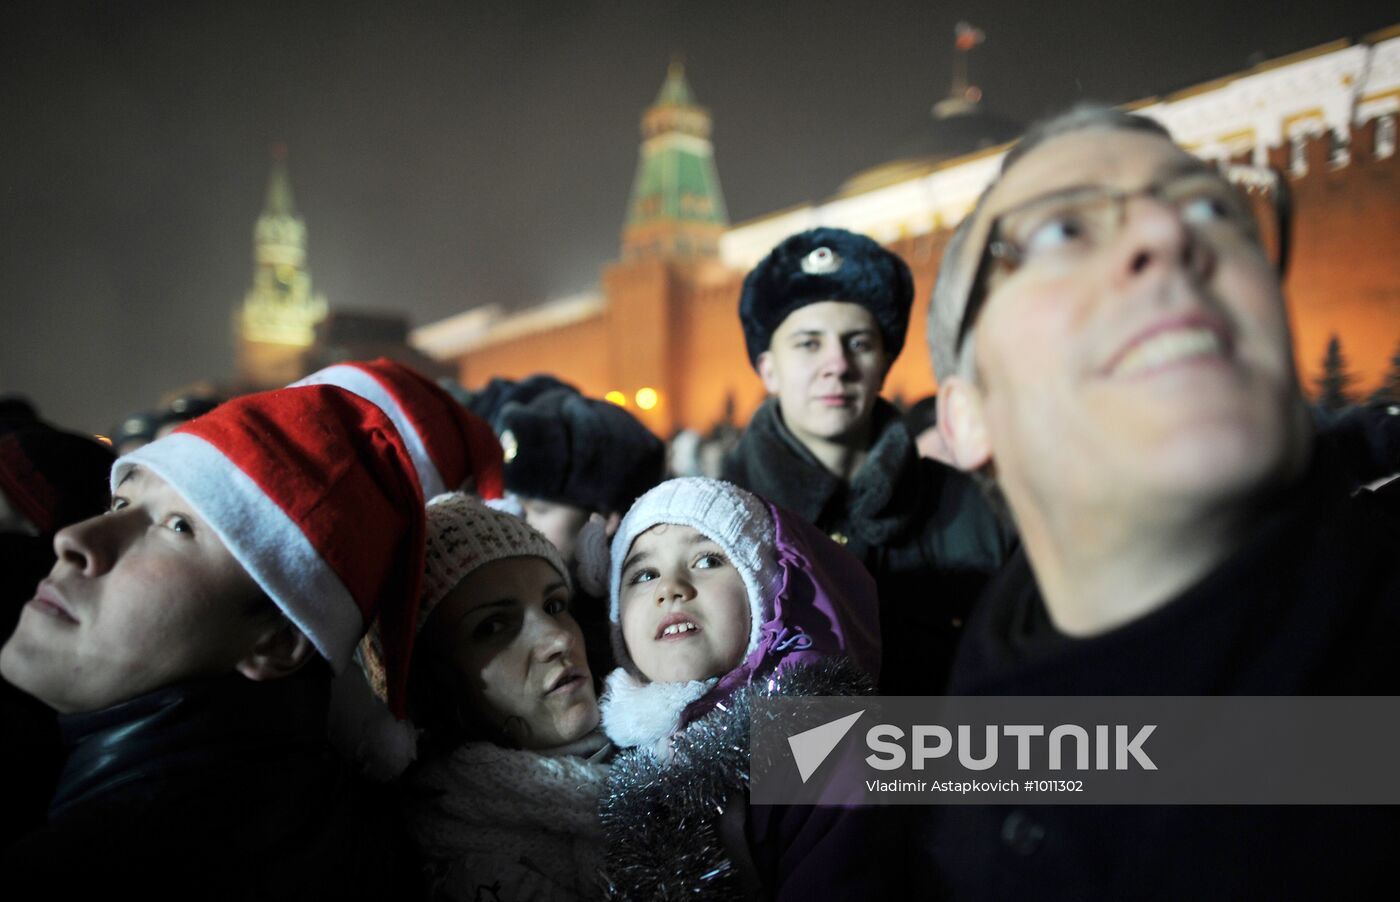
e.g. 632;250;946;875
497;388;666;515
738;226;914;367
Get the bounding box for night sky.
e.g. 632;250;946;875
2;0;1392;433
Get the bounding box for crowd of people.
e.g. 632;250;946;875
2;106;1398;899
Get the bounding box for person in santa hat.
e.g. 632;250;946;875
0;381;458;896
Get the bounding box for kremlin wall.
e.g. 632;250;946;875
240;27;1400;437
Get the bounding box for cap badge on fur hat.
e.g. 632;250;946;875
499;388;665;515
800;246;842;275
738;226;914;367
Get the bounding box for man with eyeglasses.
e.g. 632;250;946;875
916;105;1398;898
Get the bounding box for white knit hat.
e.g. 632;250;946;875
608;477;780;661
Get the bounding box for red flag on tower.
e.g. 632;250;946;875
955;21;985;51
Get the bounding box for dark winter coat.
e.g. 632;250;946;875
1312;399;1400;486
913;447;1400;900
0;533;61;849
2;672;421;900
722;398;1014;695
0;411;113;848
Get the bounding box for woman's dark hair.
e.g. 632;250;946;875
406;646;534;752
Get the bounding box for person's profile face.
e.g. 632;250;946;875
0;467;272;713
954;128;1310;519
757;301;890;449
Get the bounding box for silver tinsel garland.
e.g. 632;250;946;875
598;657;875;900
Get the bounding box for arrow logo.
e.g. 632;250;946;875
787;710;865;783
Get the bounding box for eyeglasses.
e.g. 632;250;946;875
953;163;1291;359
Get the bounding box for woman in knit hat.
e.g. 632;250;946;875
392;492;610;902
598;477;896;901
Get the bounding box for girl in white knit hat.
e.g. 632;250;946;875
598;477;894;900
386;492;611;902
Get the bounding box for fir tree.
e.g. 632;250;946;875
1370;337;1400;403
1313;334;1358;410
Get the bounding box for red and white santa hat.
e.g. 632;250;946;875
293;358;504;501
111;383;427;717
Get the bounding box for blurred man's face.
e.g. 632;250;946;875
945;129;1310;522
0;467;274;713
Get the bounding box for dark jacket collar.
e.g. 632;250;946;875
723;397;922;545
951;445;1394;695
52;673;329;818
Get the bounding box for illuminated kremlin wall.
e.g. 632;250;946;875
1272;116;1400;392
416;28;1400;438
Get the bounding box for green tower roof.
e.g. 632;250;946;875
624;62;728;257
654;60;697;107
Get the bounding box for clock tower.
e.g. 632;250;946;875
235;146;328;388
621;61;728;261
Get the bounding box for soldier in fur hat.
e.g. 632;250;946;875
724;226;1014;695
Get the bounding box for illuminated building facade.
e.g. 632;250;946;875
416;26;1400;437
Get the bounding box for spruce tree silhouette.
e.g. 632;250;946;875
1369;338;1400;403
1313;334;1358;410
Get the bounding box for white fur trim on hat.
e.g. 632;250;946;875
484;492;525;518
293;364;446;498
599;667;715;753
113;434;362;672
608;477;779;661
327;656;419;782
